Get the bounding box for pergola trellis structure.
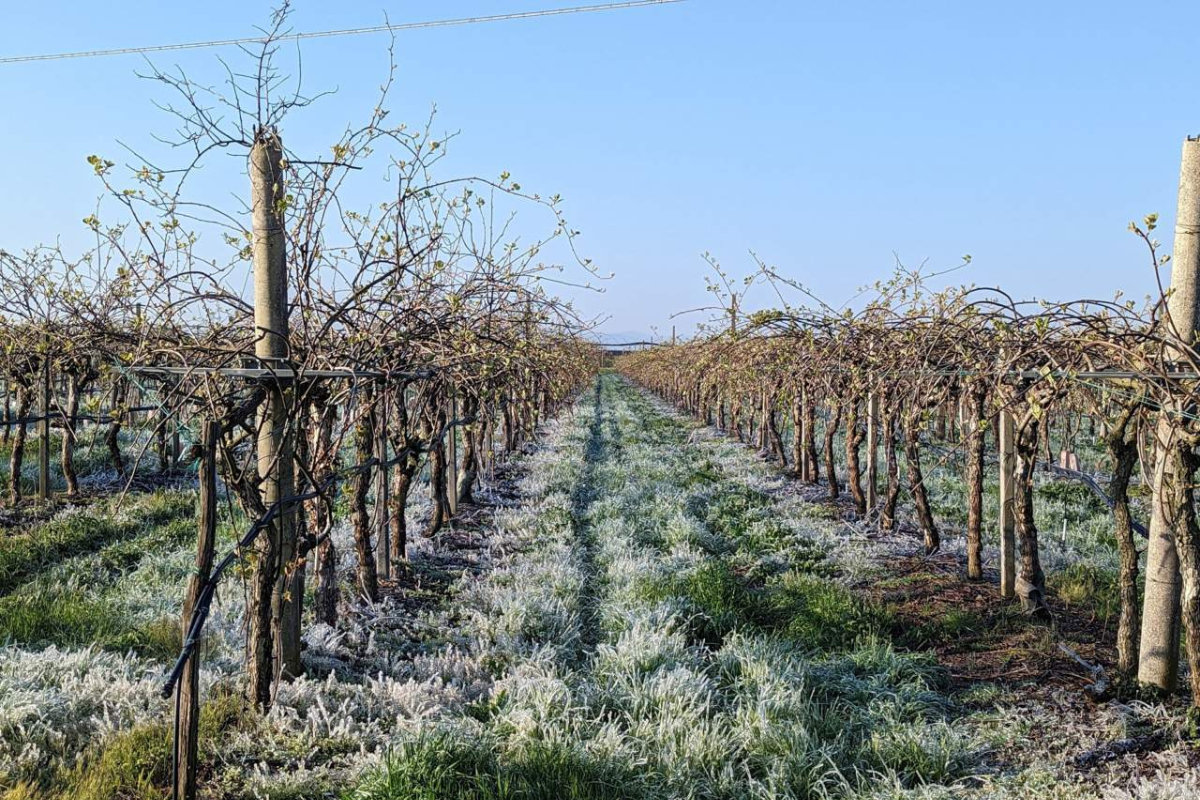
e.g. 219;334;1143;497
619;136;1200;713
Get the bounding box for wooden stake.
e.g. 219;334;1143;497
249;133;294;702
866;392;879;511
999;410;1017;598
374;389;390;580
38;351;50;502
447;394;458;516
175;419;217;800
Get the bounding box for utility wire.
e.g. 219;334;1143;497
0;0;686;65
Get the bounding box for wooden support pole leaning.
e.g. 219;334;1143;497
175;419;217;800
38;352;50;502
865;392;879;512
998;410;1017;598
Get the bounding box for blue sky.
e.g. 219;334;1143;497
2;1;1198;338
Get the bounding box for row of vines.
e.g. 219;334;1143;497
620;137;1200;708
0;8;601;763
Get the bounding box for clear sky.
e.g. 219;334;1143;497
2;1;1199;339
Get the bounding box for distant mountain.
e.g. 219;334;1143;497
590;329;656;345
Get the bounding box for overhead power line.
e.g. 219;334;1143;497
0;0;687;65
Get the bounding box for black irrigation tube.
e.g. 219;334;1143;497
0;405;162;428
924;440;1150;539
159;422;463;699
1037;461;1150;539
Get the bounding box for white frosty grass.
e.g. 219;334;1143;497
334;377;977;798
0;646;164;778
632;385;1200;799
3;377;1192;798
0;413;579;789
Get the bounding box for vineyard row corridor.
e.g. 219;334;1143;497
347;371;977;799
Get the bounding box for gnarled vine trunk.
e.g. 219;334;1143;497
9;384;30;504
803;394;819;483
1106;404;1141;676
790;390;804;477
823;401;842;500
1013;412;1049;617
845;397;866;516
62;374;81;497
965;384;988;580
423;407;451;538
309;396;339;627
106;380;125;477
1165;440;1200;704
766;387;787;466
881;402;900;530
351;401;379;603
903;407;939;554
458;394;480;505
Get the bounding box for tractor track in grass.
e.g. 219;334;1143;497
569;377;616;657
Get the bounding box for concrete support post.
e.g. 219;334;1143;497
1139;137;1200;691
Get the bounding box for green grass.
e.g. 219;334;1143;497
346;731;650;800
772;570;894;650
15;687;250;800
0;491;192;594
0;585;182;660
639;484;891;652
1035;479;1107;516
1048;562;1124;623
897;607;983;648
0;491;195;657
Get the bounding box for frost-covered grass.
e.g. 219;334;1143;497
0;426;172;500
642;384;1200;799
775;414;1138;592
0;492;196;657
346;375;976;800
5;374;1186;799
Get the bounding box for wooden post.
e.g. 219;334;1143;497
38;352;50;502
865;392;879;511
800;388;812;480
447;395;458;517
374;389;390;580
176;419;217;800
487;410;496;482
998;410;1017;598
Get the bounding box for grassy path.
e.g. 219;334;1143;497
349;373;971;799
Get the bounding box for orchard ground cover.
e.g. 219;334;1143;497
4;373;1200;798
